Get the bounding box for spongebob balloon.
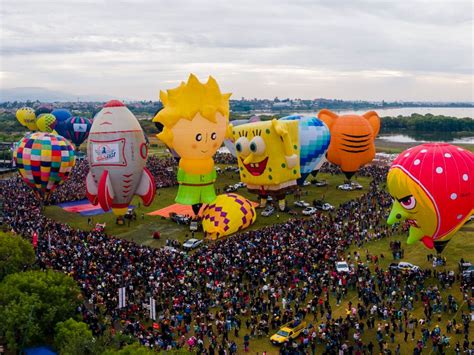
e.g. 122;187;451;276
387;143;473;253
153;74;231;215
230;119;300;211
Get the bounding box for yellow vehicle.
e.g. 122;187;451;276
270;320;307;345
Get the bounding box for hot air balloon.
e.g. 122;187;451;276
202;193;256;239
152;74;231;215
51;109;72;137
35;113;57;133
13;132;76;200
386;143;473;253
16;107;37;131
86;100;156;217
35;105;53;117
224;115;261;157
280;115;330;185
64;116;92;148
229;119;300;211
318;109;380;181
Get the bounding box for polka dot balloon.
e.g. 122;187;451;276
386;143;473;253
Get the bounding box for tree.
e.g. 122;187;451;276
0;232;35;281
0;270;81;352
54;318;98;355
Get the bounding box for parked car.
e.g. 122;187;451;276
337;184;353;191
397;262;420;273
302;207;318;216
182;238;203;250
351;182;363;190
294;200;310;208
261;205;275;217
335;261;350;273
270;320;307;345
313;200;334;211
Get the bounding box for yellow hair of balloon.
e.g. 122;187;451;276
153;74;231;147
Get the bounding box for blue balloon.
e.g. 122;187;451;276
51;109;72;137
280;115;330;185
51;109;72;123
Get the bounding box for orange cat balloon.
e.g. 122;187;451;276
318;109;380;179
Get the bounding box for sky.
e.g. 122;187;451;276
1;0;473;101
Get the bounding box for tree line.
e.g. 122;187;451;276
380;114;473;132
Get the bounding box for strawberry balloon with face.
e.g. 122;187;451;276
387;143;473;253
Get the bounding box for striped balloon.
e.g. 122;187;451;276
13;132;76;199
64;116;92;148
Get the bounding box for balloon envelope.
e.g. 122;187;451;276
281;115;330;185
16;107;37;130
64;116;92;147
35;113;57;133
202;193;256;239
51;109;72;123
386;143;473;252
318;109;379;180
35;105;53;117
13;132;76;199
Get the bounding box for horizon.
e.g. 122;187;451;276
1;0;473;102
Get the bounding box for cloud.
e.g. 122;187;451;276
0;0;472;100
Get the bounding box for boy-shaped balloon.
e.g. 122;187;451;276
153;74;231;214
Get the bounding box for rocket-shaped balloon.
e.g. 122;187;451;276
86;100;156;216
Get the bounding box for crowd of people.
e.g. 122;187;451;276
1;159;472;354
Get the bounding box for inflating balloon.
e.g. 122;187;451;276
86;100;156;217
386;143;473;253
318;109;379;180
280;115;330;185
51;109;72;137
13;132;76;199
202;193;256;239
35;113;57;133
153;74;231;215
230;119;300;211
224;115;261;157
16;107;37;131
64;116;92;148
51;109;72;123
35;105;53;117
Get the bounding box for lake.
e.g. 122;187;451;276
378;134;474;145
294;107;473;119
294;107;474;144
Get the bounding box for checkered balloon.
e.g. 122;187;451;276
14;132;76;199
280;115;330;185
202;193;256;239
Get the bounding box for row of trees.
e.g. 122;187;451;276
0;232;156;354
380;114;473;132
